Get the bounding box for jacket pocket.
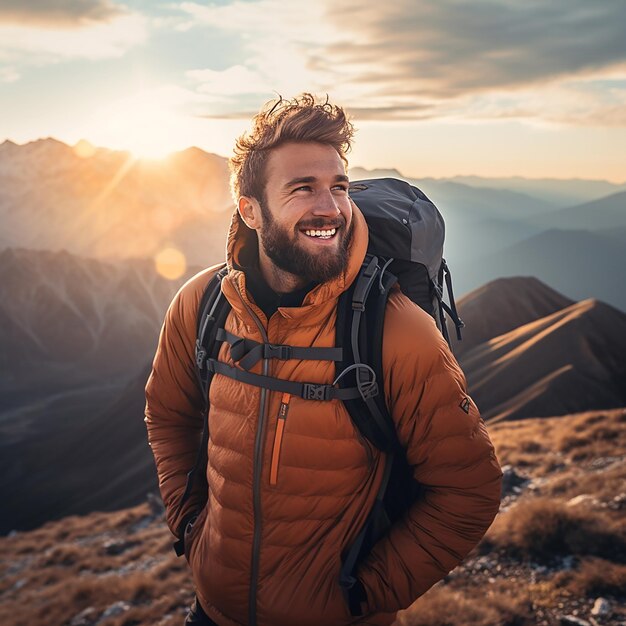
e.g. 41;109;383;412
269;393;291;486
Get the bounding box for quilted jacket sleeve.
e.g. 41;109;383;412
144;269;215;537
357;290;503;613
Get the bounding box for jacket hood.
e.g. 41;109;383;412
223;201;369;315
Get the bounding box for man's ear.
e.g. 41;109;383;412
238;196;262;230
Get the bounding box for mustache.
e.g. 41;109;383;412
297;217;345;230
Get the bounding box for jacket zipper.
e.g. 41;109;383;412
270;393;291;486
233;281;269;626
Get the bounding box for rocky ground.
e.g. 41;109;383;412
1;408;624;626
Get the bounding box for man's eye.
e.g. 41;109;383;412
333;185;349;192
294;185;312;192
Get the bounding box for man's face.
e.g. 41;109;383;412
256;142;354;283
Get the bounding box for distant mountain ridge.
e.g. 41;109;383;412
461;298;626;422
0;138;232;266
449;276;575;357
452;227;626;312
523;190;626;231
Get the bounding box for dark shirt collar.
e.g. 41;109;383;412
244;260;317;320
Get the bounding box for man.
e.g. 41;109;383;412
145;94;502;626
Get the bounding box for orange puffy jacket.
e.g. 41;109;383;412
145;202;502;626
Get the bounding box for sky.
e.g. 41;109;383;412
1;0;625;182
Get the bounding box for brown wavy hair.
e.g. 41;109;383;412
229;93;355;203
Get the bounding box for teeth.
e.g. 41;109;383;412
304;228;337;238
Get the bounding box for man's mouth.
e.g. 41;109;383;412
302;227;337;239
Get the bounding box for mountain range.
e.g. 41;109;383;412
2;138;625;310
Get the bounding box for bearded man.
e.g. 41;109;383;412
145;94;502;626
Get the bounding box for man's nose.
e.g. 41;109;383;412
311;189;341;215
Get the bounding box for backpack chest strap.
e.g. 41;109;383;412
216;328;344;370
206;358;363;402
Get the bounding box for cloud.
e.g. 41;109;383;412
178;0;626;127
322;0;626;98
186;65;270;96
178;1;345;111
0;11;148;65
0;0;124;27
0;66;20;82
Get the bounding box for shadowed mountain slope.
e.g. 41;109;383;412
0;365;158;534
0;248;190;396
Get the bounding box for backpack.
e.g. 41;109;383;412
173;177;464;616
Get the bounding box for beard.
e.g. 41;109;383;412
258;199;354;284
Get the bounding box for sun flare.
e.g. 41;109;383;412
155;247;187;280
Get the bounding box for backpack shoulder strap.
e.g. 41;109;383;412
336;254;404;612
173;263;230;556
335;254;399;452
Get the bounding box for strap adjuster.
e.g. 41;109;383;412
359;380;378;401
195;341;207;370
303;383;331;401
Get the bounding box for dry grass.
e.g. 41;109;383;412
486;497;626;563
0;502;194;626
400;584;533;626
553;558;626;597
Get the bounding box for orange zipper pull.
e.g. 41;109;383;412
270;393;291;486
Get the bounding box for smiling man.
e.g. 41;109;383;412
145;94;502;626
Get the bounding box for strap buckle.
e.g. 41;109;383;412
265;344;292;360
303;383;331;401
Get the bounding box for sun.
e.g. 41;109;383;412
87;89;189;160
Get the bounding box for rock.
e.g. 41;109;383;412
500;465;530;497
559;555;576;571
566;494;596;508
99;601;130;621
471;555;494;571
102;539;140;556
589;456;620;470
559;615;591;626
591;597;611;617
147;492;165;515
70;607;99;626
